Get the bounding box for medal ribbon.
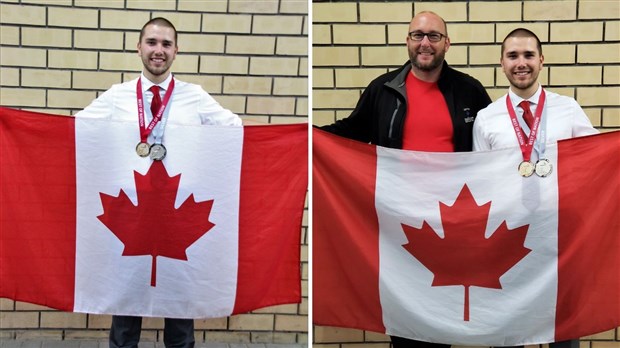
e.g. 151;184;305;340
505;89;546;163
136;77;175;143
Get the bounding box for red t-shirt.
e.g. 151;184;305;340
402;72;454;152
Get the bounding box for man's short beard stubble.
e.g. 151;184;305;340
145;65;168;78
142;57;170;78
409;50;445;72
508;74;539;94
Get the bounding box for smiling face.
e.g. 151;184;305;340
406;12;450;78
137;23;178;84
501;36;544;99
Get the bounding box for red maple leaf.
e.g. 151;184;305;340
97;161;215;287
402;184;531;321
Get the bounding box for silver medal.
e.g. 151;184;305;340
535;159;553;177
149;143;167;161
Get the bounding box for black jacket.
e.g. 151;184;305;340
321;61;492;151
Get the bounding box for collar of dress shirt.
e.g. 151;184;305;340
140;73;173;93
508;84;542;110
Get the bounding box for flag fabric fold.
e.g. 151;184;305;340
313;128;619;346
0;107;307;318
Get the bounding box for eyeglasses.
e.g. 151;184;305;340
408;31;446;43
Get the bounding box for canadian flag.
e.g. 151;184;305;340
313;128;620;346
0;107;307;318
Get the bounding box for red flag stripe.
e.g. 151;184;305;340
0;107;76;311
234;124;307;313
556;131;620;340
312;128;385;333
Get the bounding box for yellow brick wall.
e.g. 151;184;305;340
312;1;620;347
0;0;308;344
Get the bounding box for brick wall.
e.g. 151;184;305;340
312;1;619;348
0;0;308;344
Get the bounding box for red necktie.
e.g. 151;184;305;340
150;85;162;116
519;100;535;130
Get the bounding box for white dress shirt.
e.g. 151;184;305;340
76;73;242;128
473;85;598;160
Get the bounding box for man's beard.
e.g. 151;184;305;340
410;50;445;72
141;54;172;78
145;65;168;77
508;73;539;93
